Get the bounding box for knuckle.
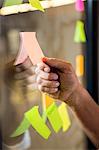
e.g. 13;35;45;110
47;73;52;80
38;85;44;91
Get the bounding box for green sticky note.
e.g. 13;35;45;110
11;117;30;137
3;0;23;7
58;103;71;132
29;0;44;12
46;102;62;133
25;106;51;139
74;21;86;43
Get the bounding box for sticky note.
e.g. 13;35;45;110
42;93;54;122
20;32;44;65
29;0;44;12
25;106;51;139
11;117;30;137
3;0;23;7
76;55;84;77
46;102;62;133
58;103;71;132
75;0;84;12
74;21;86;43
42;93;54;109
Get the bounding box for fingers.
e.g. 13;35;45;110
36;70;58;81
37;76;60;88
27;83;38;91
37;62;50;72
38;85;58;94
42;57;72;72
36;63;58;81
15;66;36;80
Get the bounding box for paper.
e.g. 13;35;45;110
3;0;22;7
74;21;86;43
42;93;54;110
58;103;71;132
19;32;44;65
25;106;51;139
42;92;55;122
75;0;84;12
29;0;44;12
11;117;30;137
46;102;62;133
76;55;84;76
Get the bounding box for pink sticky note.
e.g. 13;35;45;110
14;40;28;65
20;32;44;65
75;0;84;12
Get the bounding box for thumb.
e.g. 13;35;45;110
42;57;67;72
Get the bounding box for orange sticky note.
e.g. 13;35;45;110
76;55;84;77
42;93;54;109
20;32;44;65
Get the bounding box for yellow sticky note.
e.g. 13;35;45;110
46;102;62;133
58;103;71;132
25;106;51;139
74;21;86;43
76;55;84;77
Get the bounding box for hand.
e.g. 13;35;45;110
5;57;37;91
36;57;80;104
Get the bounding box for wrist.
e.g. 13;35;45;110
66;84;84;109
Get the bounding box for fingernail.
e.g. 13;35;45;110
55;88;58;92
54;75;58;80
44;67;50;72
56;82;60;86
42;57;47;63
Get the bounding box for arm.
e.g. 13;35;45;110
36;57;99;148
69;84;99;147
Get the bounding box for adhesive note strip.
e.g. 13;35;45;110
3;0;23;7
58;103;71;132
76;55;84;76
20;32;44;65
11;117;30;137
75;0;84;12
74;21;86;43
25;106;51;139
29;0;44;12
46;102;62;133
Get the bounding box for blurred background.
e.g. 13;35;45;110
0;0;99;149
